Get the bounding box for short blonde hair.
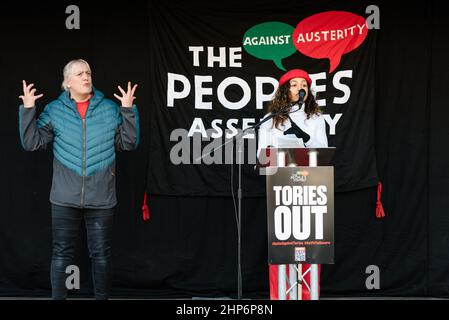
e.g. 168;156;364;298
61;59;92;91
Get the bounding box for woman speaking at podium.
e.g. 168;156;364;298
257;68;328;155
257;69;328;300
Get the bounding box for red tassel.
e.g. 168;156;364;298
142;192;151;221
376;182;385;219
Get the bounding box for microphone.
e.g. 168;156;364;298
298;89;306;103
276;89;307;115
253;90;308;132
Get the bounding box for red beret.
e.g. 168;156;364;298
278;69;312;87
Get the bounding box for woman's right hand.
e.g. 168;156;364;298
19;80;43;108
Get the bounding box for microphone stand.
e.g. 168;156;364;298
194;101;298;300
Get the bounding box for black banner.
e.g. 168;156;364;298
148;1;378;196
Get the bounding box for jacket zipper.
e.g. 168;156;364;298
81;118;86;208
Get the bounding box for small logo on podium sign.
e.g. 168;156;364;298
295;247;306;262
290;171;309;183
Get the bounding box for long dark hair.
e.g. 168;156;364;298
268;82;321;129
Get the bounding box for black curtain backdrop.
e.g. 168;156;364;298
1;0;449;299
147;0;378;196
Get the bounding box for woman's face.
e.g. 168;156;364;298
288;77;308;103
67;62;92;97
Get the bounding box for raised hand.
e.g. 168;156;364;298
19;80;44;108
114;81;138;108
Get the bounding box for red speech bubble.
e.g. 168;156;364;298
293;11;368;73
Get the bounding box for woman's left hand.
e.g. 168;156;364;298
114;82;138;108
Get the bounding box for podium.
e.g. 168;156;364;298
259;147;335;300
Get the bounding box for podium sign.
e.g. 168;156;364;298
267;166;334;265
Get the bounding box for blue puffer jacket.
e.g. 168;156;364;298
19;88;140;209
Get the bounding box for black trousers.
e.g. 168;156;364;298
50;204;114;300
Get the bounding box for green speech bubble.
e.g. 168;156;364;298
243;22;296;71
